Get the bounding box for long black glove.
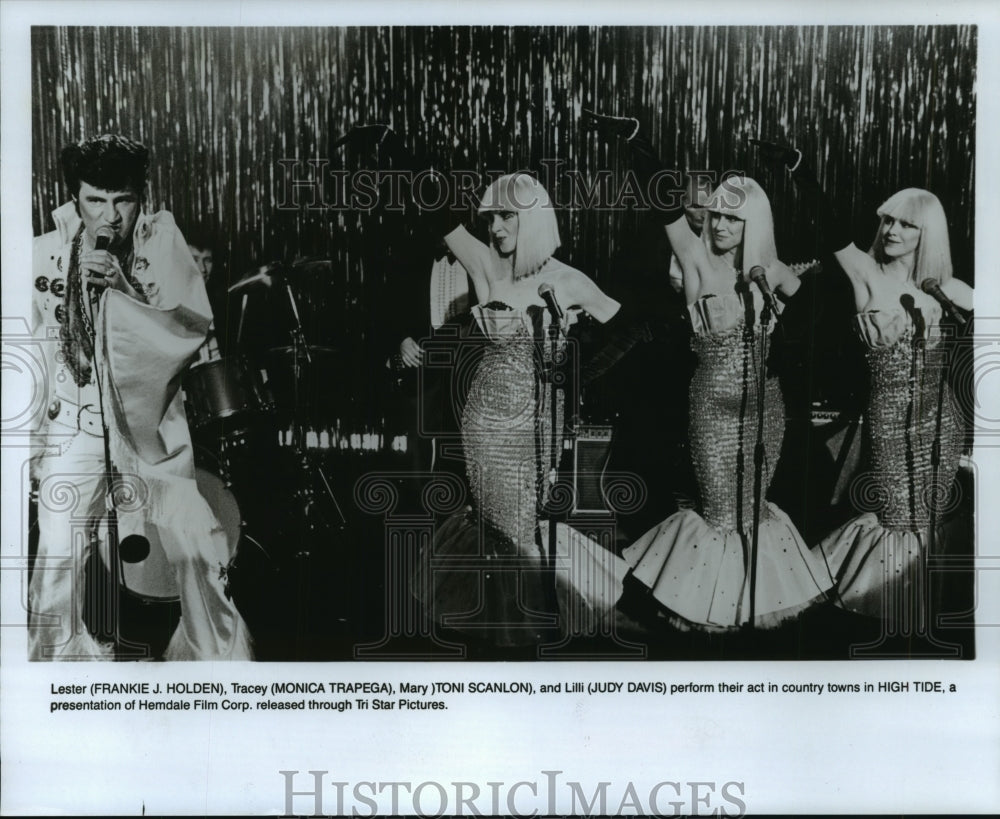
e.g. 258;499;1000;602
752;139;854;257
583;109;687;223
333;124;467;237
578;303;652;386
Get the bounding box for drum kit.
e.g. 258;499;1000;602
179;257;352;658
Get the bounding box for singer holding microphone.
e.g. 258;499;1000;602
623;172;835;632
335;125;636;650
764;139;973;621
412;170;633;651
334;139;632;651
583;112;833;633
29;134;252;660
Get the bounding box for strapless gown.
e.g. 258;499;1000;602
820;303;962;617
412;303;626;646
623;291;833;630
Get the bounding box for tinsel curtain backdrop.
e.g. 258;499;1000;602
32;26;976;271
30;26;977;430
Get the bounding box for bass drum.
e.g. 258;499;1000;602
114;452;243;601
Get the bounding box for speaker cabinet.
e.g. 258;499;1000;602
572;425;614;514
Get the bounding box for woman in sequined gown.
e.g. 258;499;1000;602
623;177;834;631
411;173;629;647
816;189;973;619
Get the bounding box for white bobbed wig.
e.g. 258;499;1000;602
701;175;778;273
478;172;560;280
868;188;953;286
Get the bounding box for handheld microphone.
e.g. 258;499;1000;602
747;265;781;323
920;278;967;327
95;225;115;251
538;282;565;324
87;226;117;296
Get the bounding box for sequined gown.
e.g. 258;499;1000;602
820;303;961;617
623;291;833;630
412;303;626;646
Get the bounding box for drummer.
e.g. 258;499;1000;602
29;133;253;660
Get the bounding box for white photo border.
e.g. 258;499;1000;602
2;1;999;815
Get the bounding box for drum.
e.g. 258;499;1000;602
194;464;242;555
184;356;272;430
112;459;243;602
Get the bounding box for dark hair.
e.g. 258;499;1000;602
60;134;149;197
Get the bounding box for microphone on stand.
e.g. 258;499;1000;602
747;265;781;324
537;282;566;394
538;282;565;328
920;278;968;327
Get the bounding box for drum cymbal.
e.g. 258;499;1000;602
229;259;333;294
287;258;333;276
228;263;278;293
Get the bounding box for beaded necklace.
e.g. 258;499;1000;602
60;225;94;386
59;224;136;387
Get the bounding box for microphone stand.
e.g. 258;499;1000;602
926;316;964;623
747;298;772;629
85;286;144;658
546;314;562;609
280;274;347;657
926;341;945;635
282;277;346;522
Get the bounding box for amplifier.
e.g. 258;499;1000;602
571;425;614;514
811;410;863;505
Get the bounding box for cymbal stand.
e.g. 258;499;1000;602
281;278;345;524
747;299;772;629
217;291;252;489
281;278;347;657
283;277;311;449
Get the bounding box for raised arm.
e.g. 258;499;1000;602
753;139;873;306
439;225;491;304
620;127;712;288
583;110;714;293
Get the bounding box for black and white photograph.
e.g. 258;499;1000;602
2;2;998;815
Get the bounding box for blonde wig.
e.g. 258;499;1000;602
478;172;560;280
868;188;953;286
701;175;778;272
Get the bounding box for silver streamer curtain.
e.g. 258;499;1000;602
32;25;977;299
